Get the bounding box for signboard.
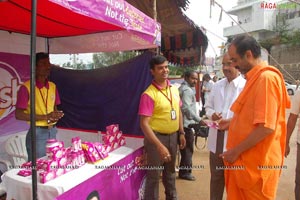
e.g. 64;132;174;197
0;52;30;136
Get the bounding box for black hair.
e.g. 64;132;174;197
203;73;211;80
86;190;100;200
184;70;197;79
230;34;261;58
149;55;167;69
36;52;49;66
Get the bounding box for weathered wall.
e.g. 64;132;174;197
270;44;300;83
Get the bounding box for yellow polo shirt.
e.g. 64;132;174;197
139;82;181;134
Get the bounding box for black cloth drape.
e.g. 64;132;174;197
50;52;154;136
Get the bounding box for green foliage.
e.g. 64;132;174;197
260;15;300;50
168;65;184;76
92;51;139;68
289;30;300;46
60;51;139;70
168;65;202;77
62;61;89;70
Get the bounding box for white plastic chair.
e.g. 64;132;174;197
0;159;11;197
5;134;28;167
0;134;27;197
0;182;6;198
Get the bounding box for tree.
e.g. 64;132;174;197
259;15;300;51
62;61;88;70
92;51;139;68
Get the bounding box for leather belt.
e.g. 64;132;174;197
154;131;176;136
36;125;55;129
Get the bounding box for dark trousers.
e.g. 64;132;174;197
144;132;178;200
296;143;300;200
209;130;225;200
179;127;194;176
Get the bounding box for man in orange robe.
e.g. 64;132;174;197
219;35;290;199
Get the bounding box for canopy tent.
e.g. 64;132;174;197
0;0;161;54
0;1;160;199
0;0;161;137
126;0;208;66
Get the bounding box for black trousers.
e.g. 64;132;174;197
209;130;225;200
179;127;194;176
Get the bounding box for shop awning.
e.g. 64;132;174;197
0;0;161;53
125;0;208;66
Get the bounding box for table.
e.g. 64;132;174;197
2;136;146;200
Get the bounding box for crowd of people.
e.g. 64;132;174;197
138;34;299;200
16;35;299;200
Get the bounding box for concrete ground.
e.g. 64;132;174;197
159;111;298;200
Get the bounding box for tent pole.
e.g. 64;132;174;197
153;0;157;21
30;0;38;199
153;0;160;55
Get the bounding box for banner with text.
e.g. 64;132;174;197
55;147;146;200
50;0;161;47
0;52;30;136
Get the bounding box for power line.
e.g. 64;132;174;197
287;0;300;5
211;0;296;82
203;27;226;41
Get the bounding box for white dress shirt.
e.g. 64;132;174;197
290;90;300;144
205;75;246;153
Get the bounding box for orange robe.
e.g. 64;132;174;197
225;64;290;199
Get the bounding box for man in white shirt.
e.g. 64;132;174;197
286;90;300;200
202;73;214;107
205;53;246;200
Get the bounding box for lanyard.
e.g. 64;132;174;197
38;87;49;114
152;83;173;109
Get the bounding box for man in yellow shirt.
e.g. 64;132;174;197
15;52;64;161
138;55;186;200
219;35;290;199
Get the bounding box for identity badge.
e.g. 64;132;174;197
171;110;176;120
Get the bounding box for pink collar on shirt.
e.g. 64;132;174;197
151;80;171;90
36;79;50;89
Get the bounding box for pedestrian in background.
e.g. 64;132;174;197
178;70;203;181
201;73;214;107
286;90;300;200
212;75;218;83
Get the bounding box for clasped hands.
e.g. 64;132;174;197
47;110;64;123
210;113;237;163
210;112;231;131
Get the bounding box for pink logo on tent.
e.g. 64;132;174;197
0;62;22;120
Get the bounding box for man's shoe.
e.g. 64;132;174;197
178;174;196;181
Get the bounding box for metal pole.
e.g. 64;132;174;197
153;0;157;21
30;0;37;199
153;0;160;55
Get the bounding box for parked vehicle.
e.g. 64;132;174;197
285;82;297;95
